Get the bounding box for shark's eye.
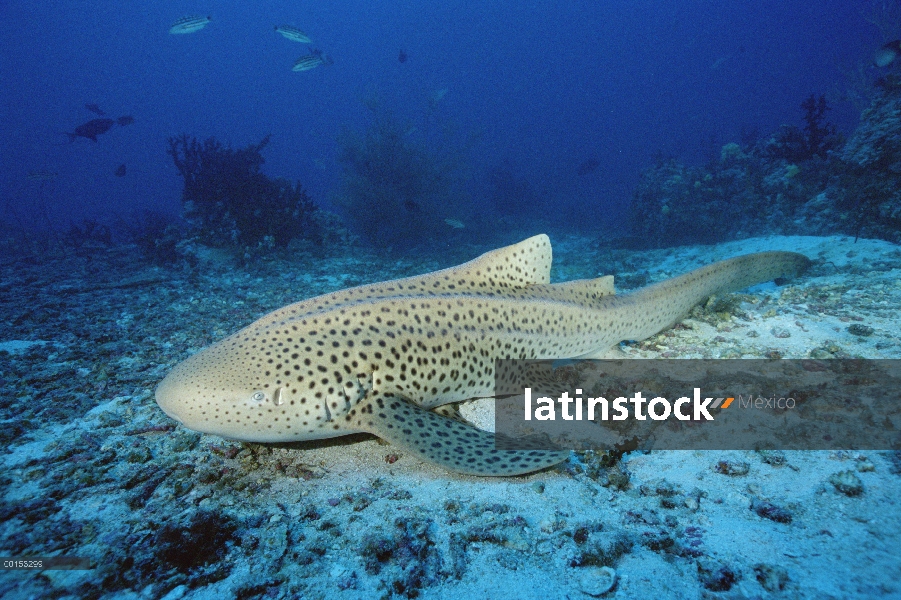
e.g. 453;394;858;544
251;391;266;402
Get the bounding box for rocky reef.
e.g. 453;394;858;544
167;134;320;250
630;83;901;246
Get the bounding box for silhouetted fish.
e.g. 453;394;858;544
169;15;211;34
66;118;115;142
85;103;106;116
275;25;312;43
577;158;600;176
398;49;407;63
117;115;135;126
115;164;127;177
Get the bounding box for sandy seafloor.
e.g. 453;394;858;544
1;233;900;599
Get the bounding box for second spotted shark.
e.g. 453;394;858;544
156;235;810;476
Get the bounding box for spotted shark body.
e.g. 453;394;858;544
155;235;810;476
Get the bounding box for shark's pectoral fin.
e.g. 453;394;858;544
348;392;569;476
431;402;469;424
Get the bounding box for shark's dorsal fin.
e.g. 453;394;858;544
445;234;552;287
250;235;554;325
242;235;555;328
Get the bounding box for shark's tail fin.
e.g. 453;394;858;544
618;251;811;343
707;251;811;292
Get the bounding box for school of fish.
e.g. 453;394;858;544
169;15;333;73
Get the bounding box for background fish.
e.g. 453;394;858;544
275;25;312;43
114;164;126;177
65;118;115;142
169;15;211;35
116;115;135;126
293;54;324;72
85;103;105;116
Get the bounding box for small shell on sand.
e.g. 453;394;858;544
579;566;617;596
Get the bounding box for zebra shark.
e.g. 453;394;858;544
155;235;809;476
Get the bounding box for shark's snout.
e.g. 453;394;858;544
154;370;188;425
153;354;231;433
153;344;295;442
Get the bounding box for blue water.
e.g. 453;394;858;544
2;5;901;597
0;1;880;234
